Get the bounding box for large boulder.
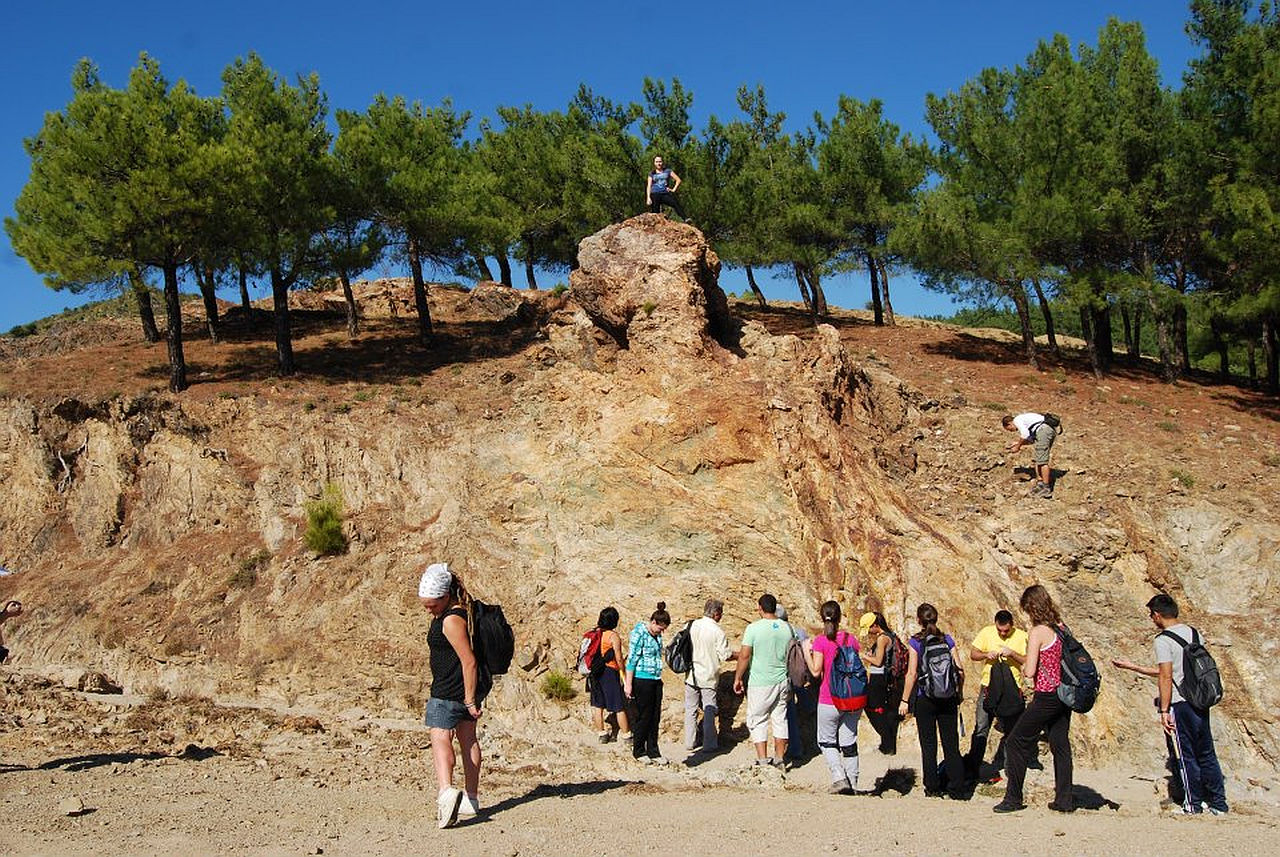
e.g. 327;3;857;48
569;215;734;358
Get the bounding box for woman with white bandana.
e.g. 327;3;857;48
419;562;483;829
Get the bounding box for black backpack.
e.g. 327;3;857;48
917;635;960;700
470;600;515;677
664;621;694;674
1055;626;1100;713
1029;413;1063;437
1160;628;1224;711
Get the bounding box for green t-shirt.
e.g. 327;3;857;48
742;617;793;686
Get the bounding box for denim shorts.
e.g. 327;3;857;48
425;697;471;729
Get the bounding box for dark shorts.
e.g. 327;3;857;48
589;668;625;713
425;697;471;730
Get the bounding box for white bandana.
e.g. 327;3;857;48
417;562;452;599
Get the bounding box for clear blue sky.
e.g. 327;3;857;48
1;1;1199;332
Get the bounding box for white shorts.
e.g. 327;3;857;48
746;681;790;743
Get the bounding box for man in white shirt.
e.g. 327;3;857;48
685;598;735;756
1002;412;1058;498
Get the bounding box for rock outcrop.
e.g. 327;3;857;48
0;215;1277;793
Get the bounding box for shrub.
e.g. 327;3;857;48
641;301;657;316
7;322;38;338
1155;420;1178;433
1263;454;1280;468
982;402;1007;412
1170;469;1195;489
229;549;271;589
540;670;576;702
551;283;569;295
304;483;348;556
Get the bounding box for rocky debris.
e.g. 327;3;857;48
57;796;86;816
459;282;543;326
77;672;122;694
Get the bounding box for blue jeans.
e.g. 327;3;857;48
1172;702;1228;812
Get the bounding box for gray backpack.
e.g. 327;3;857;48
917;635;959;700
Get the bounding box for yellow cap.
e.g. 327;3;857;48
858;612;876;635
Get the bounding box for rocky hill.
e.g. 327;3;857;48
2;213;1278;800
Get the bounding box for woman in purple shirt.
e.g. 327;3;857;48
897;602;967;799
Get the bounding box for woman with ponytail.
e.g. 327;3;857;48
898;602;967;799
625;602;672;763
803;600;863;793
859;612;899;755
418;562;483;828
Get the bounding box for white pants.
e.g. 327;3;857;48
746;681;790;743
817;703;861;787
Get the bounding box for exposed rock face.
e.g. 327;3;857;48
570;214;734;356
0;215;1277;790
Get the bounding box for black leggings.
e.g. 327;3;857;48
1003;691;1073;807
914;694;965;795
631;676;663;759
649;191;687;219
865;673;899;754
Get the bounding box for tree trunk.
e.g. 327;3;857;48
524;257;538;290
162;262;188;393
407;239;433;345
1210;317;1229;379
1264;315;1279;395
238;264;253;316
1146;291;1178;383
792;262;818;327
1131;302;1142;361
496;252;513;287
128;269;160;343
270;268;295;376
1247;339;1256;387
1031;278;1059;357
1009;282;1038;370
1173;263;1190;371
339;270;359;338
1120;302;1133;357
744;265;768;308
878;258;895;326
1080;305;1103;380
1091;304;1114;374
867;251;884;326
804;266;828;317
197;264;220;344
473;254;494;282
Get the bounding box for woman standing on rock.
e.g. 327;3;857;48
645;156;689;221
897;602;967;799
803;600;863;793
625;602;672;763
419;562;483;829
859;612;899;755
994;584;1075;814
588;606;632;746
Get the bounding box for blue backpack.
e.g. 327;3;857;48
829;632;868;712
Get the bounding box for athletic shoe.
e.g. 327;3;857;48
1047;801;1076;813
1207;807;1228;817
992;800;1027;813
1030;483;1049;497
771;758;791;772
458;794;480;818
618;732;633;747
436;787;463;829
647;755;670;765
828;779;852;795
597;731;611;744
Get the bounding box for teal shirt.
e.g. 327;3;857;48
742;617;793;686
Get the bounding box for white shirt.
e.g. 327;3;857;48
1013;413;1045;440
687;615;732;688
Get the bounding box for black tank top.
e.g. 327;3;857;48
428;606;468;702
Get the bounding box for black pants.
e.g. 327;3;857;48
648;191;687;219
865;673;899;754
914;695;965;795
1172;701;1227;812
1004;691;1073;807
631;676;663;759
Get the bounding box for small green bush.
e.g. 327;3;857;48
641;301;657;316
551;283;569;295
1170;469;1195;489
1155;420;1178;433
303;484;348;556
983;402;1007;412
229;549;271;589
540;670;576;702
7;322;38;338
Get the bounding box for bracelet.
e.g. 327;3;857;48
1159;709;1169;714
465;700;477;707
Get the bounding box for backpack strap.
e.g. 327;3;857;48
1158;629;1190;649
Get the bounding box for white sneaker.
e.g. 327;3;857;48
458;794;479;818
437;787;463;829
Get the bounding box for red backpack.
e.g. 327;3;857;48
885;631;910;688
577;628;604;677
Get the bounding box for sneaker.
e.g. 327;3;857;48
647;755;670;765
436;787;463;829
1030;483;1049;497
771;758;791;772
828;779;852;795
458;794;480;818
618;732;633;747
992;800;1026;814
597;731;611;744
1207;807;1228;817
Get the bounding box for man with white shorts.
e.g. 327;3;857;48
734;594;794;768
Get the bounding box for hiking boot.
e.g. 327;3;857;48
436;787;463;829
828;779;852;795
458;794;480;818
992;800;1026;813
1047;801;1075;813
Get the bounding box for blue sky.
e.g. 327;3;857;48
1;1;1200;332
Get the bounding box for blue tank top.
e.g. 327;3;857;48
650;169;671;193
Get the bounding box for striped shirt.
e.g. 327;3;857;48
626;621;664;680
